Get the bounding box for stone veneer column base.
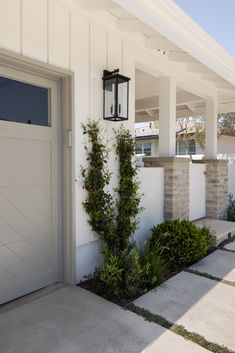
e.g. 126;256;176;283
205;160;228;219
143;157;189;220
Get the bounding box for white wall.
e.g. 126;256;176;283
189;162;206;221
134;168;164;248
228;164;235;198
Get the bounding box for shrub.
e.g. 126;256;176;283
149;220;214;268
227;193;235;222
200;226;216;250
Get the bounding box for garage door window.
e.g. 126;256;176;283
0;76;49;126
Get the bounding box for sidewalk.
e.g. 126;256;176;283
0;284;210;353
134;239;235;352
1;240;234;353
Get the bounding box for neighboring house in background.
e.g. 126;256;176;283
1;0;235;306
135;124;235;157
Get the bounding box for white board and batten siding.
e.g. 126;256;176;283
189;163;206;221
0;0;136;284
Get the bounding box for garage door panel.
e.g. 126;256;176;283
0;193;48;241
7;242;51;273
2;138;52;184
0;267;15;286
0;246;36;279
0;145;35;187
0;218;23;245
0;169;16;187
0;188;52;238
28;236;52;259
22;186;52;219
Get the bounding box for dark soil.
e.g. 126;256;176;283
78;266;183;306
78;245;223;305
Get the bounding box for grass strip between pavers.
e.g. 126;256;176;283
124;303;234;353
185;268;235;287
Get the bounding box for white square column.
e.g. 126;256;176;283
159;77;176;157
205;97;218;159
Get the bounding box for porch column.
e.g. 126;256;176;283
159;77;176;157
205;97;218;159
204;97;228;219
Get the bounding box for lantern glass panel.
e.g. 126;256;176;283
104;78;116;119
117;77;128;119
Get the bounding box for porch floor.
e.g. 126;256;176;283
193;218;235;244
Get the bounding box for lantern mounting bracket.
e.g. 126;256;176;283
103;69;119;78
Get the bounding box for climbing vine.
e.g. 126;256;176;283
81;120;145;297
115;128;143;250
81;121;116;250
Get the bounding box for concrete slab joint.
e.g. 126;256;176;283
143;157;190;220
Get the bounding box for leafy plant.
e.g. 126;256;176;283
227;193;235;222
149;220;214;268
200;226;216;250
99;243;148;298
141;240;167;287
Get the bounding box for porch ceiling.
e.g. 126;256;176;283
135;69;235;123
73;0;235;99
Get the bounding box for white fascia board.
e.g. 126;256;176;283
113;0;235;87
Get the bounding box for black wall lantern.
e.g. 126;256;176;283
102;69;130;122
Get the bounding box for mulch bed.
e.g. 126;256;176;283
78;267;182;306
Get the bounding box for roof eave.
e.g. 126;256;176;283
113;0;235;87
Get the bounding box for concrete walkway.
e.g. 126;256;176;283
0;284;210;353
134;239;235;352
1;240;235;353
194;218;235;244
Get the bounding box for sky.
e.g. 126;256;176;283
174;0;235;58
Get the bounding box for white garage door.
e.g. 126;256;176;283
0;67;60;304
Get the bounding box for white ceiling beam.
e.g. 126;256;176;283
117;19;156;35
218;101;235;114
186;103;196;113
146;36;180;51
187;63;212;74
201;74;224;83
145;109;155;118
79;0;119;10
135;91;203;112
135;107;197;123
214;82;234;90
168;52;196;63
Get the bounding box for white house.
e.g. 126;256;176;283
0;0;235;305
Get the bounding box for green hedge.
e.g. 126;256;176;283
149;220;216;268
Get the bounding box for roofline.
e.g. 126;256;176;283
113;0;235;86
